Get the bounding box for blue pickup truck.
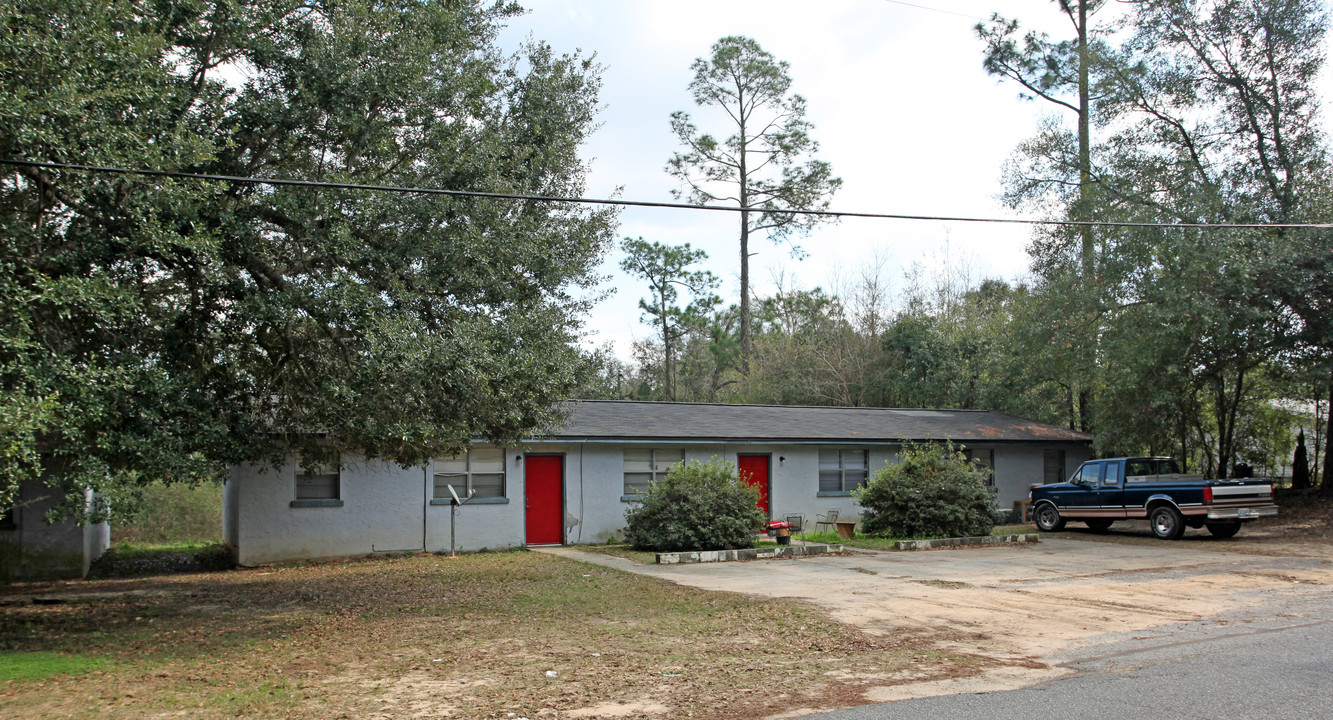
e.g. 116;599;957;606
1029;457;1278;540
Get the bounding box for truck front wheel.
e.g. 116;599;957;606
1206;523;1241;539
1150;506;1185;540
1034;503;1065;532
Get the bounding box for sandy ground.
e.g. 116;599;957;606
542;531;1333;710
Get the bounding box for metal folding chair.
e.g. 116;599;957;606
815;508;839;533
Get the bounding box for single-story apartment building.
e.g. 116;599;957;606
224;400;1092;565
1;477;110;581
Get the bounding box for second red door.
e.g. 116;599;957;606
738;454;770;517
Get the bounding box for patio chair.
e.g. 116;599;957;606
815;508;839;533
785;514;805;534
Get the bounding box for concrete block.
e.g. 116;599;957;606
891;534;1039;551
655;543;844;564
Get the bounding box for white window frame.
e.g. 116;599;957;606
295;460;340;501
434;448;507;500
966;448;996;487
819;449;869;493
622;448;684;496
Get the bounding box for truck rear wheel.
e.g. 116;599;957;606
1206;523;1241;539
1085;519;1114;533
1150;506;1185;540
1034;503;1065;532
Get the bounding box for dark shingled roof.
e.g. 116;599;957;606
548;400;1092;444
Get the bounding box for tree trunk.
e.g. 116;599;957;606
1214;369;1245;479
1073;0;1097;440
661;296;674;402
1076;0;1094;278
1177;415;1190;473
1322;377;1333;496
1213;372;1236;480
1227;368;1246;476
736;78;752;376
1313;399;1324;487
739;209;750;374
1065;383;1076;431
1291;428;1309;490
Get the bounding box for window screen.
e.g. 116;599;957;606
819;449;869;492
434;448;506;499
623;449;683;495
296;461;340;500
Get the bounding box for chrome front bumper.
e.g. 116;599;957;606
1207;505;1279;521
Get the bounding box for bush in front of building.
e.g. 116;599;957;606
854;442;997;539
624;459;767;552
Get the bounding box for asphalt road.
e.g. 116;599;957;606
808;589;1333;720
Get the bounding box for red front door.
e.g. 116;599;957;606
738;454;770;517
525;455;564;545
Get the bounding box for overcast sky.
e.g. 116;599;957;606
495;0;1333;360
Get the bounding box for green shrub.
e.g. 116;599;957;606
853;442;997;539
624;459;766;552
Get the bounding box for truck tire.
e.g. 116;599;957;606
1085;519;1114;533
1206;523;1241;539
1150;506;1185;540
1034;503;1065;532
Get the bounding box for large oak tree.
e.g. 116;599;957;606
0;0;615;518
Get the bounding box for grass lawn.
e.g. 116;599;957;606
0;551;981;719
0;651;112;683
576;544;659;564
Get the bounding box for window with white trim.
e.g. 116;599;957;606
434;448;506;499
623;449;683;496
819;449;869;492
295;461;340;500
966;448;996;486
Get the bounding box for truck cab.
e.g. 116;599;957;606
1029;457;1277;539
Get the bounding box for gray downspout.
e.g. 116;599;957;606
422;463;429;553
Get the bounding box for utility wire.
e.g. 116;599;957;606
4;158;1330;230
881;0;988;22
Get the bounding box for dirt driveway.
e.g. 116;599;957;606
544;533;1333;704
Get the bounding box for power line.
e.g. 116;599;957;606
4;158;1330;231
881;0;988;22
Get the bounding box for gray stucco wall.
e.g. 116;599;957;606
1;477;107;581
427;450;526;553
229;455;426;566
82;511;109;577
222;474;239;550
226;440;1093;564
